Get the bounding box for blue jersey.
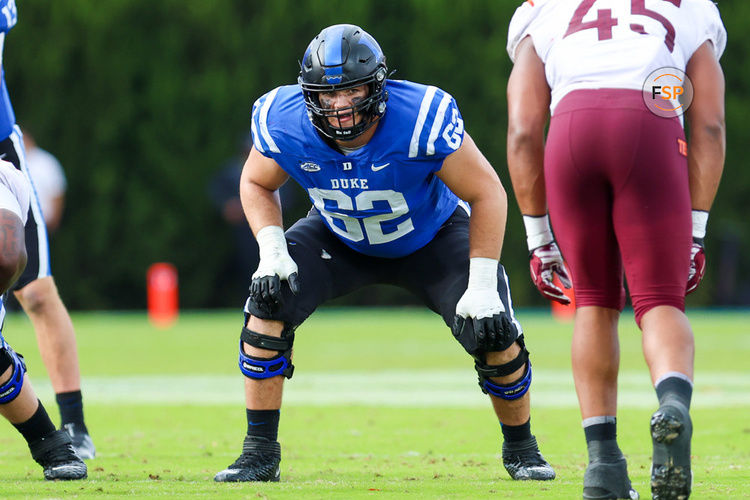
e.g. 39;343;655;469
250;80;466;258
0;0;17;141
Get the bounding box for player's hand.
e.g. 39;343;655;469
250;254;299;312
249;226;300;313
529;242;572;305
686;239;706;295
453;288;518;352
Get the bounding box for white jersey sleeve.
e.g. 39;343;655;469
507;0;555;63
682;0;726;60
0;159;29;225
507;0;727;113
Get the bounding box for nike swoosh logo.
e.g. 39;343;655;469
371;163;390;172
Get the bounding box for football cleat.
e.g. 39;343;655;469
30;429;88;480
583;444;639;499
63;423;96;460
214;435;281;482
502;435;556;480
651;403;692;500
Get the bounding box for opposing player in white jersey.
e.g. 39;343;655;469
506;1;725;499
0;160;86;480
214;24;555;483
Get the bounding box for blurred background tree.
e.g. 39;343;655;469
5;0;747;309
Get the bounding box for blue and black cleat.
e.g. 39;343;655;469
214;435;281;482
30;429;87;480
502;435;556;481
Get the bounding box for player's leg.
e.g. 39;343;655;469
545;93;639;499
2;128;94;459
0;339;86;480
215;213;382;482
400;207;553;481
613;110;694;500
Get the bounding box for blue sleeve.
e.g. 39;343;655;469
405;86;464;169
0;0;17;33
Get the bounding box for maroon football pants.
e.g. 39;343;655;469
545;89;691;325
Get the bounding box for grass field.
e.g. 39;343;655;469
0;307;748;498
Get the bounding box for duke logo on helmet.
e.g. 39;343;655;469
298;24;389;141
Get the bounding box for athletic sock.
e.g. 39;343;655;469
583;416;622;461
583;416;617;443
246;409;280;441
56;390;88;432
13;400;57;444
655;373;693;409
501;418;532;443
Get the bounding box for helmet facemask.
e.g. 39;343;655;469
299;24;389;141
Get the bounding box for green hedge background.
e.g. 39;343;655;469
5;0;748;309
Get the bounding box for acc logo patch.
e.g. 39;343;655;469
300;161;321;172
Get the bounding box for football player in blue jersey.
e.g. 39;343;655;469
0;0;95;459
0;159;86;480
215;24;555;483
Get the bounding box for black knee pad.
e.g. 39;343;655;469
0;340;26;404
238;325;295;380
474;335;532;400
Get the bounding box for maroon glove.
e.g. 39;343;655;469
529;242;572;305
686;240;706;295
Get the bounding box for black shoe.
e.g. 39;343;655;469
583;442;639;499
30;430;88;480
502;435;556;480
214;435;281;482
651;403;692;500
63;422;96;460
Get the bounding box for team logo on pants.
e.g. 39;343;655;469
642;67;694;118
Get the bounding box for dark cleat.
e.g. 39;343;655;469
63;422;96;460
650;403;692;500
30;429;87;480
502;435;556;480
214;435;281;482
583;442;639;499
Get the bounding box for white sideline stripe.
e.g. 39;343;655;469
30;370;750;408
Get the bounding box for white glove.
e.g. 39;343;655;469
453;258;517;352
250;226;299;312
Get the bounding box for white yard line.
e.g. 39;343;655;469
31;370;750;408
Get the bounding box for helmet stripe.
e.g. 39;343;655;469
409;86;438;158
323;25;345;83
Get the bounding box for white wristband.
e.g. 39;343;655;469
467;257;498;290
692;210;708;240
522;214;554;251
255;225;288;260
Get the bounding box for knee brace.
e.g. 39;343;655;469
0;341;26;404
239;325;295;380
474;335;531;401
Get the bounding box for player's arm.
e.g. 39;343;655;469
240;147;289;234
507;36;549;218
437;131;506;260
240;147;299;307
506;36;571;304
438;133;519;350
684;40;726;293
